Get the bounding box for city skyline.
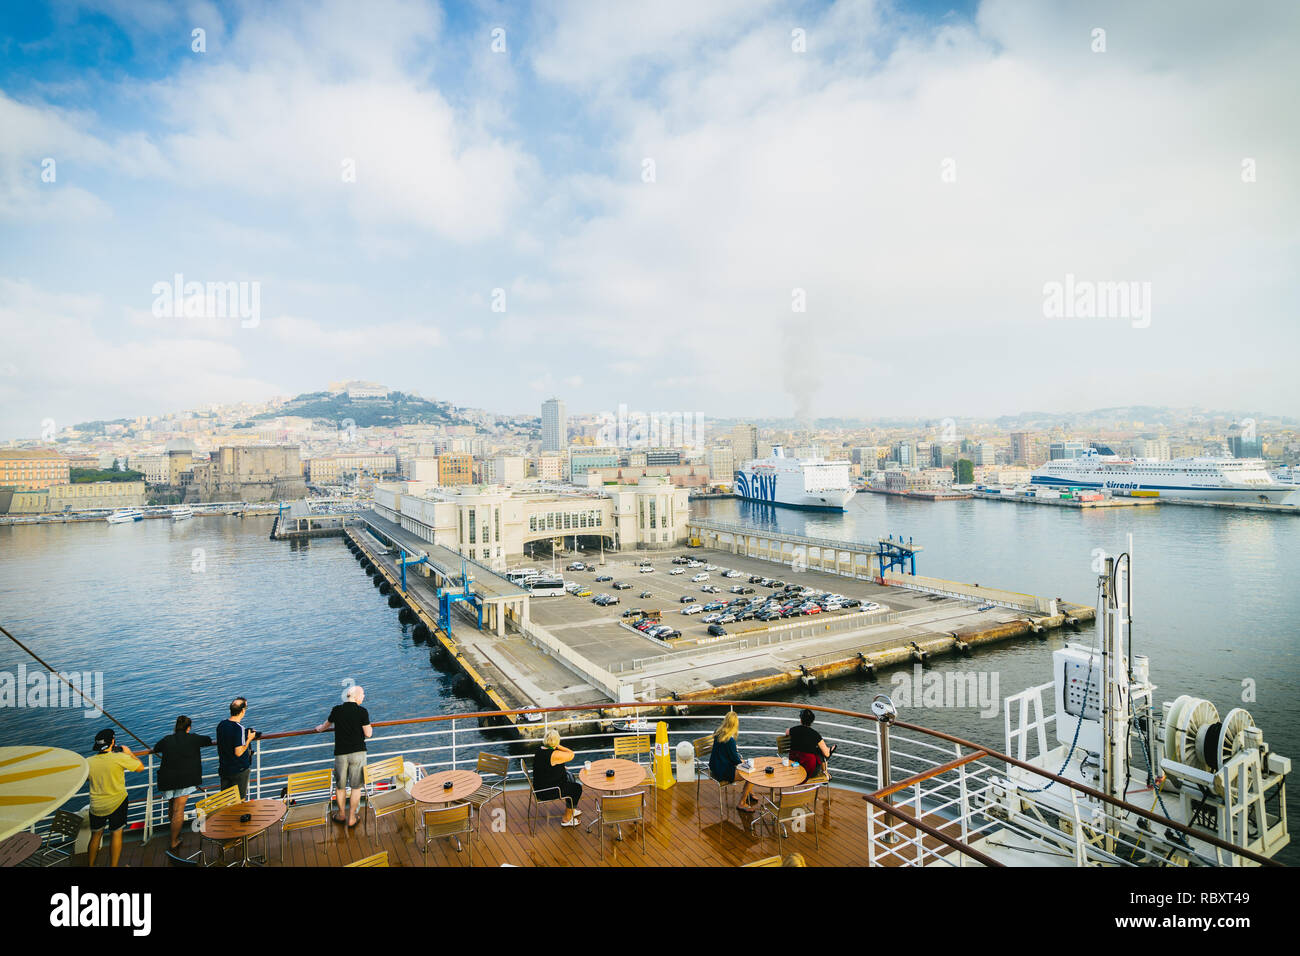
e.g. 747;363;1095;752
2;0;1298;441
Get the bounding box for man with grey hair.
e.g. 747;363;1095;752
316;685;372;827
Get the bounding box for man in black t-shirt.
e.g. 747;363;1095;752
315;685;373;826
788;708;834;780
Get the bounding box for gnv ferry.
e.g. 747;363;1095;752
1030;449;1294;503
734;446;854;510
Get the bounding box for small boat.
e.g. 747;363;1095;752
105;508;144;524
171;505;194;521
612;718;657;734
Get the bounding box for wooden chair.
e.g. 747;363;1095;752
279;768;334;860
598;791;646;861
193;785;246;866
742;855;783;867
693;735;735;827
419;803;475;866
613;735;658;815
759;785;820;854
465;753;510;828
19;810;81;867
519;757;570;835
346;850;389;867
362;756;416;836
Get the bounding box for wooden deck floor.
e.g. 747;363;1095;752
94;781;965;868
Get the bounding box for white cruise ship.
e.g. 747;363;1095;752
171;505;194;521
1030;449;1295;503
105;508;144;524
734;446;854;510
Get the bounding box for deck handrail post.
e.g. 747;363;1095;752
451;719;457;770
875;699;900;845
144;752;155;841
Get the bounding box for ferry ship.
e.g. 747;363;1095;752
1030;449;1295;503
171;505;194;521
734;446;853;510
104;508;144;524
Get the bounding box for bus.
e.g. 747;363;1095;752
528;576;566;597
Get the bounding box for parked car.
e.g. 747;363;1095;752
639;566;655;573
678;595;695;603
595;575;613;583
658;628;681;639
707;624;728;637
670;568;685;575
702;614;721;624
622;608;645;618
575;588;593;597
681;604;703;615
842;598;862;608
613;582;632;590
700;584;720;593
749;575;763;583
691;573;709;582
703;602;725;612
639;590;653;599
722;570;742;578
566;562;585;571
717;613;736;624
704;564;717;571
728;585;745;594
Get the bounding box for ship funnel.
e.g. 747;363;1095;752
772;445;785;459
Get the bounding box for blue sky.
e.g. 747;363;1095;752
0;0;1296;440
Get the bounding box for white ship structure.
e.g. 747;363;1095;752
734;446;854;510
1030;449;1294;503
105;508;144;524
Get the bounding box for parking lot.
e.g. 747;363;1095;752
513;546;947;669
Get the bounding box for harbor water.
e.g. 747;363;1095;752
1;495;1296;862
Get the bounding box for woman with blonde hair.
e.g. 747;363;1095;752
709;711;758;812
533;729;583;827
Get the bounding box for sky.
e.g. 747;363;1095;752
0;0;1297;440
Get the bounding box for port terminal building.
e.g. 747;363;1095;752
371;475;691;571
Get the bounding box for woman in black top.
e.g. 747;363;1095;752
533;730;583;826
153;715;214;852
788;709;833;780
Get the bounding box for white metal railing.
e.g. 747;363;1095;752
18;702;1280;869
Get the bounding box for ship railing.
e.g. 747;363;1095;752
19;701;1282;867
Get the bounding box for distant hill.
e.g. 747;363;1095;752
250;391;482;430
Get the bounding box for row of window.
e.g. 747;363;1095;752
528;509;604;532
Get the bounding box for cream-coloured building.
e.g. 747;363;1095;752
3;480;147;513
126;454;168;484
530;455;563;481
308;453;398;485
372;476;692;571
706;446;734;484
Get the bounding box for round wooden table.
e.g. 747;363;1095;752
411;770;482;805
578;758;646;836
203;799;286;867
0;831;41;867
738;757;806;834
738;755;807;790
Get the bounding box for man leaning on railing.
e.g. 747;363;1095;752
315;685;373;828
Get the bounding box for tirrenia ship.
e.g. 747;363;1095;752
734;446;853;510
1030;449;1294;503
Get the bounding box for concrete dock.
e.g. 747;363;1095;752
339;515;1093;735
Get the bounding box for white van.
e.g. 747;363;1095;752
691;572;709;582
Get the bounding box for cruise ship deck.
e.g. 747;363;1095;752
106;781;941;868
10;701;1283;869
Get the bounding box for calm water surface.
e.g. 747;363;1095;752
1;497;1296;862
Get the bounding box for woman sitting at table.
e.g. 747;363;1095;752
709;712;759;812
534;730;583;827
788;708;834;781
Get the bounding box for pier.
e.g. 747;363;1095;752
337;511;1092;735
